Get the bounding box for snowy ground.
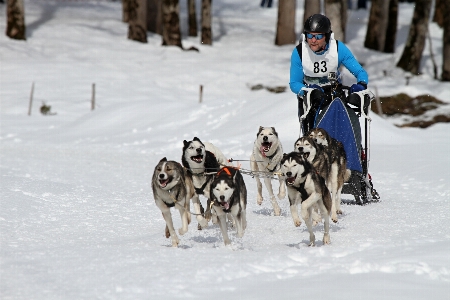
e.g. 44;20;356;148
1;1;449;299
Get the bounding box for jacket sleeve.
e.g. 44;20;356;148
337;41;369;85
289;48;306;95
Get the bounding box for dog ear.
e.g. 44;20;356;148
271;127;278;137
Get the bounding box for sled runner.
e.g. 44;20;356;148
301;74;380;205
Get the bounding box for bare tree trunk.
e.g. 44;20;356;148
442;0;450;81
147;0;162;34
128;0;148;43
188;0;197;37
275;0;296;46
383;0;398;53
396;0;432;75
303;0;320;32
6;0;26;40
325;0;347;42
201;0;212;45
122;0;130;22
162;0;182;47
364;0;389;51
432;0;444;28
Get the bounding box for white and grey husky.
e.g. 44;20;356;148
250;126;286;216
152;157;207;247
280;152;332;246
210;167;247;246
181;137;231;222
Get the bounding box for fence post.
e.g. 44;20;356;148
28;82;34;116
91;83;95;110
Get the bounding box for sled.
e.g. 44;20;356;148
302;74;380;205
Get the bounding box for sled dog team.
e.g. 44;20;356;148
152;127;350;247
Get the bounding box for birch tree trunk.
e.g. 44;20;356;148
383;0;398;53
325;0;347;42
364;0;389;51
162;0;182;47
303;0;320;32
128;0;147;43
396;0;432;75
201;0;212;45
442;1;450;81
275;0;296;46
188;0;198;37
6;0;26;40
147;0;162;34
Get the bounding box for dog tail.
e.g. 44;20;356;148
344;169;351;182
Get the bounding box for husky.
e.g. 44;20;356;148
182;137;231;222
280;152;332;246
294;136;338;223
250;126;286;216
307;128;350;216
152;157;207;247
210;167;247;245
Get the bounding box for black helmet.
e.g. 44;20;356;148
303;14;331;33
303;14;332;43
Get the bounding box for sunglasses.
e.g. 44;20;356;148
306;33;325;40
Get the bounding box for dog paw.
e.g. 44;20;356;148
171;237;180;247
331;213;338;223
323;233;331;245
165;226;170;238
198;219;208;229
256;196;263;205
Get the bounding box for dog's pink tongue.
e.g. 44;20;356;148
260;145;266;157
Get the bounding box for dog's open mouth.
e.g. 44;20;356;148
286;175;297;185
260;142;272;156
219;201;230;210
298;150;310;160
159;178;171;188
190;155;204;163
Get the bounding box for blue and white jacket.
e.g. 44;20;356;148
289;35;368;96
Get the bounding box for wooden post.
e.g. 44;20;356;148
91;83;95;110
28;82;34;116
374;86;383;117
199;85;203;103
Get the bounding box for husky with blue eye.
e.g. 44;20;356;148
280;152;332;247
210;167;247;246
152;157;207;247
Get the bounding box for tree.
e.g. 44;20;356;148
303;0;320;32
122;0;130;22
162;0;182;47
147;0;162;34
325;0;347;42
201;0;212;45
383;0;398;53
432;0;444;28
364;0;390;51
128;0;148;43
275;0;296;46
6;0;26;40
396;0;432;75
188;0;198;37
442;0;450;81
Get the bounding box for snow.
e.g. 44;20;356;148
1;1;449;299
